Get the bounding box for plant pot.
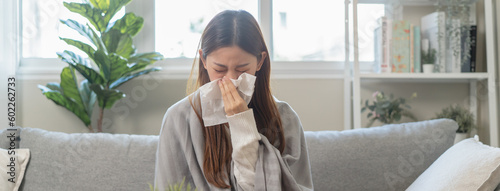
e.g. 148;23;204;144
454;133;468;144
422;64;434;73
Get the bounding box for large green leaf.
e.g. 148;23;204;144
59;38;96;59
102;29;135;58
109;12;144;37
104;0;132;27
58;51;105;84
80;80;97;117
94;50;112;81
60;67;83;104
37;68;91;127
64;0;131;33
128;52;164;64
64;2;107;33
90;84;125;109
110;67;161;89
128;52;164;72
58;50;90;67
45;82;62;92
115;34;135;58
88;0;110;12
60;19;104;50
38;85;91;126
108;53;130;83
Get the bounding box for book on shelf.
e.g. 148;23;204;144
374;26;382;73
461;25;477;72
410;24;414;73
421;12;446;73
373;17;392;74
413;26;421;73
392;20;411;73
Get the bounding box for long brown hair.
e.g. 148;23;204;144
186;10;285;188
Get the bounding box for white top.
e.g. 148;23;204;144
227;108;261;191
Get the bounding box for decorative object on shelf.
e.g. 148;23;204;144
434;0;476;73
38;0;164;132
422;64;434;73
434;104;476;143
421;11;446;73
361;91;418;127
421;39;437;73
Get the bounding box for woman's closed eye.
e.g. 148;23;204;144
214;69;225;73
214;69;247;73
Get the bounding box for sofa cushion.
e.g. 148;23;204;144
0;127;158;191
407;135;500;191
304;119;458;191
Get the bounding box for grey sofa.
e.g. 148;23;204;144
0;119;460;191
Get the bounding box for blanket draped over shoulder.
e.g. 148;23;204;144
154;90;314;191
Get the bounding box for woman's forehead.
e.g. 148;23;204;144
206;46;258;64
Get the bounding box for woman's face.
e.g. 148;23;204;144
200;46;266;81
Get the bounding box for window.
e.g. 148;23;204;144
354;4;385;62
273;0;345;61
20;0;384;76
153;0;383;62
155;0;258;58
22;0;124;58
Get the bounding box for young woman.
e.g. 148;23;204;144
154;10;313;191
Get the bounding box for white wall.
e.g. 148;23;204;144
14;74;490;143
16;75;344;134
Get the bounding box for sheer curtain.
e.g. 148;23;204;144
0;0;20;130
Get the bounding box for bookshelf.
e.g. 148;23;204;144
346;0;499;146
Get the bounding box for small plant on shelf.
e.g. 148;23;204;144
361;91;418;127
434;104;476;133
421;48;437;65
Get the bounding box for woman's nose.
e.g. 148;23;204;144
226;72;239;80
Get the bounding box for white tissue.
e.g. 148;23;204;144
199;73;257;126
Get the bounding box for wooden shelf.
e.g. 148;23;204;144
359;73;489;83
358;0;477;6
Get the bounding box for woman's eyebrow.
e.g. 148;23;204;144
214;63;227;68
236;63;250;68
213;63;250;68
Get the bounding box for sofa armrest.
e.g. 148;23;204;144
1;127;159;191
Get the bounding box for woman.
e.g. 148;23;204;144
154;10;313;191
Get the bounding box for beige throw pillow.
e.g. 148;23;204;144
407;136;500;191
0;148;30;191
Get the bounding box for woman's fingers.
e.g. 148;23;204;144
219;79;231;113
219;76;248;116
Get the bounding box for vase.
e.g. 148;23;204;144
454;133;468;144
422;64;434;73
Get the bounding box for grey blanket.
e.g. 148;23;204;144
154;90;313;191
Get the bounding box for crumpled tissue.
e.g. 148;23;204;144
199;73;256;126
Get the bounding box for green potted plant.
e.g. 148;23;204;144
421;39;437;73
434;104;476;143
38;0;163;132
361;91;418;127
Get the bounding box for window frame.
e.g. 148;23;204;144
18;0;376;80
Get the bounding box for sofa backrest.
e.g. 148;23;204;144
0;118;458;191
304;118;458;191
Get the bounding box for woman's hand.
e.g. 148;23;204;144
219;76;249;116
